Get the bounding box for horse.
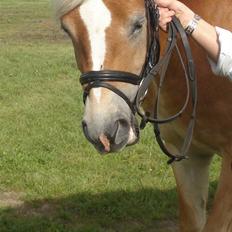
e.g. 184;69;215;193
53;0;232;231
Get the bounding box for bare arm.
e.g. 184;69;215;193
156;0;220;62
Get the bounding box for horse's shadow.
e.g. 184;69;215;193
0;182;218;232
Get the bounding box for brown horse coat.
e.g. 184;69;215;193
55;0;232;231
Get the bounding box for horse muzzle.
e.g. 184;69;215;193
82;115;139;154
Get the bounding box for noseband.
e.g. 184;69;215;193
80;71;141;114
80;0;197;164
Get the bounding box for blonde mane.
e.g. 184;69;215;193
52;0;85;19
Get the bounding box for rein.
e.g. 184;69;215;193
80;0;197;164
136;16;197;164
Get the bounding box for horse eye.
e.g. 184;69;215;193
134;22;143;32
131;20;144;36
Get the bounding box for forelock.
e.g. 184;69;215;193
52;0;86;19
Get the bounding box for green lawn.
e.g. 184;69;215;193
0;0;221;231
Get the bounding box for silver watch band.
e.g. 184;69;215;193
185;14;201;35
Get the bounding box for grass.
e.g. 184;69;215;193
0;0;221;231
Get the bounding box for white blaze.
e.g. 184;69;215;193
80;0;112;102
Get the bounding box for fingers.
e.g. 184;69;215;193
158;7;175;31
155;0;169;7
155;0;175;8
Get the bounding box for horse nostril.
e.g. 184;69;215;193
113;119;130;145
117;119;128;128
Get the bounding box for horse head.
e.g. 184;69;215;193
56;0;150;153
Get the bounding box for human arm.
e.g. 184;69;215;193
155;0;232;79
156;0;219;62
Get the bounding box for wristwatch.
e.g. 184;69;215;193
185;14;201;35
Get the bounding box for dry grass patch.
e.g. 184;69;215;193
0;192;25;208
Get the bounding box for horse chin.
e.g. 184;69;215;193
82;110;140;154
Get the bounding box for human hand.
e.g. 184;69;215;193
155;0;195;29
155;0;178;10
158;7;175;31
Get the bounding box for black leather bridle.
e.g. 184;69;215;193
80;0;197;164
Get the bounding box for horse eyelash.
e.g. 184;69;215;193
134;22;143;31
129;23;143;39
131;18;145;36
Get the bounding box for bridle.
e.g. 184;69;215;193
80;0;197;164
80;0;159;108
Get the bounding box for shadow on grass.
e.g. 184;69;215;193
0;182;218;232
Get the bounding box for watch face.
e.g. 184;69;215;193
185;14;201;35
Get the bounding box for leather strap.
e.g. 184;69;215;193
80;70;141;85
79;1;198;165
82;80;137;114
136;16;197;164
